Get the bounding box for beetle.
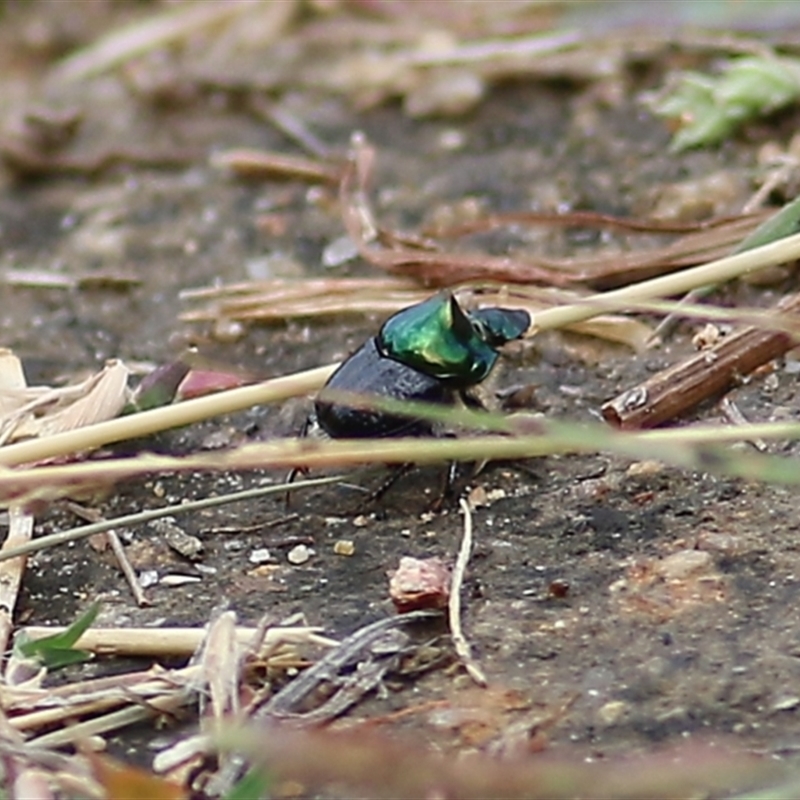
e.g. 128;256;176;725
314;292;530;439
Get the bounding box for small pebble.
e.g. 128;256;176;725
159;574;201;586
287;544;312;565
696;531;739;555
626;460;664;477
248;548;272;565
213;318;245;343
771;694;800;712
151;517;204;561
467;485;488;508
597;700;629;726
784;359;800;375
138;570;159;588
388;555;450;612
437;128;466;151
656;549;711;580
691;323;722;350
322;235;359;268
333;539;355;556
352;515;369;527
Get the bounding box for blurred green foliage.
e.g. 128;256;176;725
651;56;800;150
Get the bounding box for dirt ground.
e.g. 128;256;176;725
4;1;800;795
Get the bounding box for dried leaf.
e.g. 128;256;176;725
0;360;131;444
90;753;187;800
0;349;40;418
198;611;242;722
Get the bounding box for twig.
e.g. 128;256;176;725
211;148;341;184
258;610;438;720
430;209;763;238
247;95;332;159
602;292;800;429
451;500;486;686
64;503;148;607
719;398;768;452
1;665;195;712
0;508;32;654
26;689;193;749
0;475;342;565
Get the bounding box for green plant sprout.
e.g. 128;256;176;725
651;56;800;150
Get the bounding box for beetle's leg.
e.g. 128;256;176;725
356;462;416;510
285;414;314;508
426;458;460;512
458;389;489;411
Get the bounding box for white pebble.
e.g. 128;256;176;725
287;544;312;565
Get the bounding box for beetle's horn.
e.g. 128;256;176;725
448;294;474;341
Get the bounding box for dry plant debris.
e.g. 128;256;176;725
0;355;131;446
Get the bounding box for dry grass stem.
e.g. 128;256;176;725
3;665;201;714
50;2;264;84
6;422;800;517
0;350;36;418
451;500;486;686
8;621;334;747
211;148;341;184
0;363;334;468
181;279;653;350
0;474;342;560
719;398;768;451
26;689;194;749
20;625;337;659
430;209;764;238
342;133;769;288
0;507;32;655
12;696;139;733
530;231;800;334
197;611;242;724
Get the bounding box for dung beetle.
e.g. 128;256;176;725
314;292;530;439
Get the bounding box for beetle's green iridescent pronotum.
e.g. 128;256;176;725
377;292;529;387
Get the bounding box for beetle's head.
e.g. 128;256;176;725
470;306;530;348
